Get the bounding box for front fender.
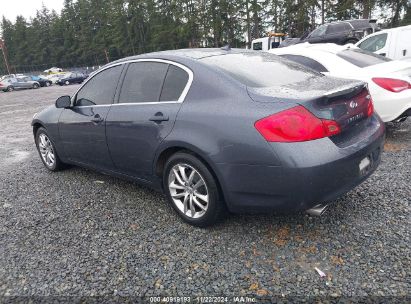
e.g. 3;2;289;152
31;106;66;160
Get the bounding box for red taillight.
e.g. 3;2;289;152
372;77;411;93
255;106;341;142
367;97;374;117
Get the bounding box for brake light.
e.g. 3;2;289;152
372;77;411;93
367;97;374;117
255;106;341;142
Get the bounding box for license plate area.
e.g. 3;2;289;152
359;156;371;175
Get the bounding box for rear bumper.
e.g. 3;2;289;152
373;89;411;122
217;115;385;213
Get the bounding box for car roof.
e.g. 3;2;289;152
360;24;411;36
108;48;253;65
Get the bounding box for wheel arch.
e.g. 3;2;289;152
32;121;45;137
154;143;227;204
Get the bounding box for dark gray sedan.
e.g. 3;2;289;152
32;49;385;227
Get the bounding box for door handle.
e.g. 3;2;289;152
149;112;169;123
91;114;104;123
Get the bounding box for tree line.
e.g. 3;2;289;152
1;0;410;74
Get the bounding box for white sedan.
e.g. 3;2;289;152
270;43;411;122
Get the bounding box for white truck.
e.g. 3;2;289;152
251;33;286;51
356;25;411;60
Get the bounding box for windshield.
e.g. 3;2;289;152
200;52;320;87
337;48;391;68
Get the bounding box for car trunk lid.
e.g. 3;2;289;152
248;76;372;133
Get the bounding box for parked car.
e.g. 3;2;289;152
251;32;286;51
0;73;24;81
1;76;40;92
44;67;63;74
280;19;379;47
270;43;411;122
32;49;384;227
30;75;52;87
0;78;15;92
57;72;87;86
356;25;411;60
47;73;66;84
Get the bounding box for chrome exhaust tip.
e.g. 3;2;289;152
306;204;329;216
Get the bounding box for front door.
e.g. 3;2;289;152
307;25;328;44
106;61;191;179
59;64;124;170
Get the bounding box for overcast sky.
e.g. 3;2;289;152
1;0;64;22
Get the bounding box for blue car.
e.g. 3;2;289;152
32;49;384;227
30;75;52;87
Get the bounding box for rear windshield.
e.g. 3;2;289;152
337;49;391;68
200;52;320;87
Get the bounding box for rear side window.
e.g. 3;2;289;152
280;54;328;73
358;33;388;52
119;62;168;103
337;49;391;68
327;23;351;34
160;65;189;101
200;52;320;88
75;65;122;106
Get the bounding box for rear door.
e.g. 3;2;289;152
394;28;411;59
323;23;351;44
15;78;27;88
59;64;124;170
106;60;192;179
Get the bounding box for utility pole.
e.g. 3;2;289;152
0;39;11;75
104;49;109;64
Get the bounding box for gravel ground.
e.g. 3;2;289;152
0;85;410;301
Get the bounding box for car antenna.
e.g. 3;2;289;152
221;44;231;51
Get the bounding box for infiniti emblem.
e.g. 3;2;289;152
349;100;358;108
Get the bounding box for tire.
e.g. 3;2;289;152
7;86;14;92
33;83;39;89
163;152;225;227
65;81;70;85
344;39;358;45
35;127;64;171
46;81;51;87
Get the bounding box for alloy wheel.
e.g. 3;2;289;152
38;133;55;168
168;163;209;219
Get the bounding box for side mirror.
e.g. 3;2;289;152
55;95;71;108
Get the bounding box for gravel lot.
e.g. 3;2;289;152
0;85;410;301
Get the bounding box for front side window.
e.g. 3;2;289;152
75;65;123;106
309;25;327;38
337;48;391;68
119;62;168;103
200;52;320;88
358;33;388;52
